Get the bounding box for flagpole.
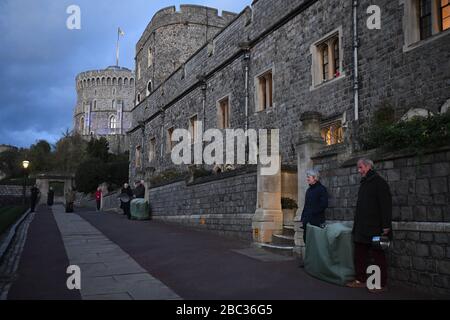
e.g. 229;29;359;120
116;28;120;67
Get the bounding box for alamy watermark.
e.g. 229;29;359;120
66;265;81;290
66;5;81;30
170;122;280;176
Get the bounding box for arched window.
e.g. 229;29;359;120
147;80;152;96
80;116;85;133
96;78;100;85
109;115;117;129
102;77;105;85
107;77;111;85
148;47;153;67
118;77;122;85
124;78;128;86
130;78;135;86
112;77;117;85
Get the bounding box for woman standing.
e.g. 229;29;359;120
95;187;102;211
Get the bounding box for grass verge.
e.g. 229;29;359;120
0;205;28;236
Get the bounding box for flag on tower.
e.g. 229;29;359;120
116;27;125;66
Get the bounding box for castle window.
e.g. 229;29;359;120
420;0;433;39
113;78;117;85
135;146;142;168
147;81;153;96
442;0;450;31
321;44;329;81
136;93;141;105
102;77;105;85
137;63;141;80
148;48;153;68
124;78;128;86
217;96;230;129
256;70;273;111
189;115;198;144
403;0;450;49
149;138;156;162
321;120;344;146
80;117;85;134
130;78;134;86
107;77;111;85
167;127;174;153
109;115;117;130
311;30;342;87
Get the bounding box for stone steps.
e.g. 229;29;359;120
257;243;294;257
259;225;296;256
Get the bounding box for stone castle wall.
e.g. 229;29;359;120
148;169;257;240
129;0;450;177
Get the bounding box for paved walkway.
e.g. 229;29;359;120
2;205;434;300
52;205;179;300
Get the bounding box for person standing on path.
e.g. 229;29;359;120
30;185;40;212
346;159;392;293
47;187;54;206
95;187;102;211
120;183;133;219
134;180;145;199
299;169;328;264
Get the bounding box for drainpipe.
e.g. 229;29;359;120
244;51;250;133
353;0;360;121
242;46;251;163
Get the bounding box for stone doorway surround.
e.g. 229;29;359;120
35;174;75;204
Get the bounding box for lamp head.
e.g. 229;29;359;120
22;160;30;169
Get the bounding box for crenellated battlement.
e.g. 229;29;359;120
136;5;237;51
76;66;135;91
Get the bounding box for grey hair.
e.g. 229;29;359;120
358;158;374;168
306;169;320;180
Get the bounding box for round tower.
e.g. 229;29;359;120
73;66;135;154
134;5;237;103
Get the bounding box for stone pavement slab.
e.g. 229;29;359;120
52;205;180;300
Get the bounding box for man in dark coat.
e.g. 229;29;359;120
346;159;392;293
30;185;40;212
47;187;54;206
134;180;145;199
120;183;133;219
301;169;328;244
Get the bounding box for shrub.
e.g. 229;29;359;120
281;197;298;210
362;107;450;153
150;169;186;186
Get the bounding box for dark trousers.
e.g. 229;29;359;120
30;199;37;212
123;203;131;218
354;242;388;287
96;199;101;211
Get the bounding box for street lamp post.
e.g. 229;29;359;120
22;160;30;205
